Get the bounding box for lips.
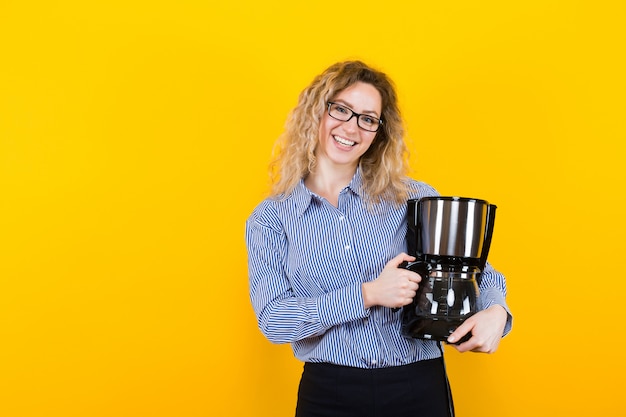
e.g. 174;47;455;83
333;135;356;147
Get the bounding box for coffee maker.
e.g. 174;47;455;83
400;196;497;343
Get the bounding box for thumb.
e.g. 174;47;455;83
389;252;416;268
447;319;474;345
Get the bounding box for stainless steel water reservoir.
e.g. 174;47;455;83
408;196;496;260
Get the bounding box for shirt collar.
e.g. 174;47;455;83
292;168;364;217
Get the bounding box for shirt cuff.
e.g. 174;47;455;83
479;287;513;337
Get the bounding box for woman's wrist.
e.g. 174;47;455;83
361;282;376;309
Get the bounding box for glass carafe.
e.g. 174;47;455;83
401;263;481;342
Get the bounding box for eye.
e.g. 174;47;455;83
333;104;349;114
361;116;375;125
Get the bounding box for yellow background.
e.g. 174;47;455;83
1;1;625;416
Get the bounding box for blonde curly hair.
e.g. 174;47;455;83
269;60;410;205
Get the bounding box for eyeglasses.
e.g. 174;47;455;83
326;102;383;132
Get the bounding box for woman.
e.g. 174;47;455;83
246;61;512;417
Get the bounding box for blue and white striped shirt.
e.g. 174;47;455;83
246;170;511;369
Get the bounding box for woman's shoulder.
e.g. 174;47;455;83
247;192;299;230
404;177;440;199
248;195;283;220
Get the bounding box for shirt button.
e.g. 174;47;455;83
345;244;351;251
338;216;345;221
371;359;377;366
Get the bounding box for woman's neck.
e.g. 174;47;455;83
304;163;357;207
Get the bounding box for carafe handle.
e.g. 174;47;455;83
393;261;431;312
398;260;430;278
478;204;497;282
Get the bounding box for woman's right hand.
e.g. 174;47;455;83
362;253;422;309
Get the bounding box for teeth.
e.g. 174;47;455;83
334;136;355;146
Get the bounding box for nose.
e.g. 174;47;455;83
343;115;359;132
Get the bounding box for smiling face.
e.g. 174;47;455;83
316;81;382;171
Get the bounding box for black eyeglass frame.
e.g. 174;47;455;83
326;102;384;132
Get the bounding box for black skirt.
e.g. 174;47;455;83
295;358;454;417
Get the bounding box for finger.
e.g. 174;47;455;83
406;272;421;283
451;338;476;353
390;252;416;267
447;320;474;345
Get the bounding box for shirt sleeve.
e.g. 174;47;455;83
478;261;513;337
246;201;369;344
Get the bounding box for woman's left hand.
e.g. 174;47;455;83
447;305;508;354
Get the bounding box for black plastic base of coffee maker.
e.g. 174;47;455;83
401;316;473;345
